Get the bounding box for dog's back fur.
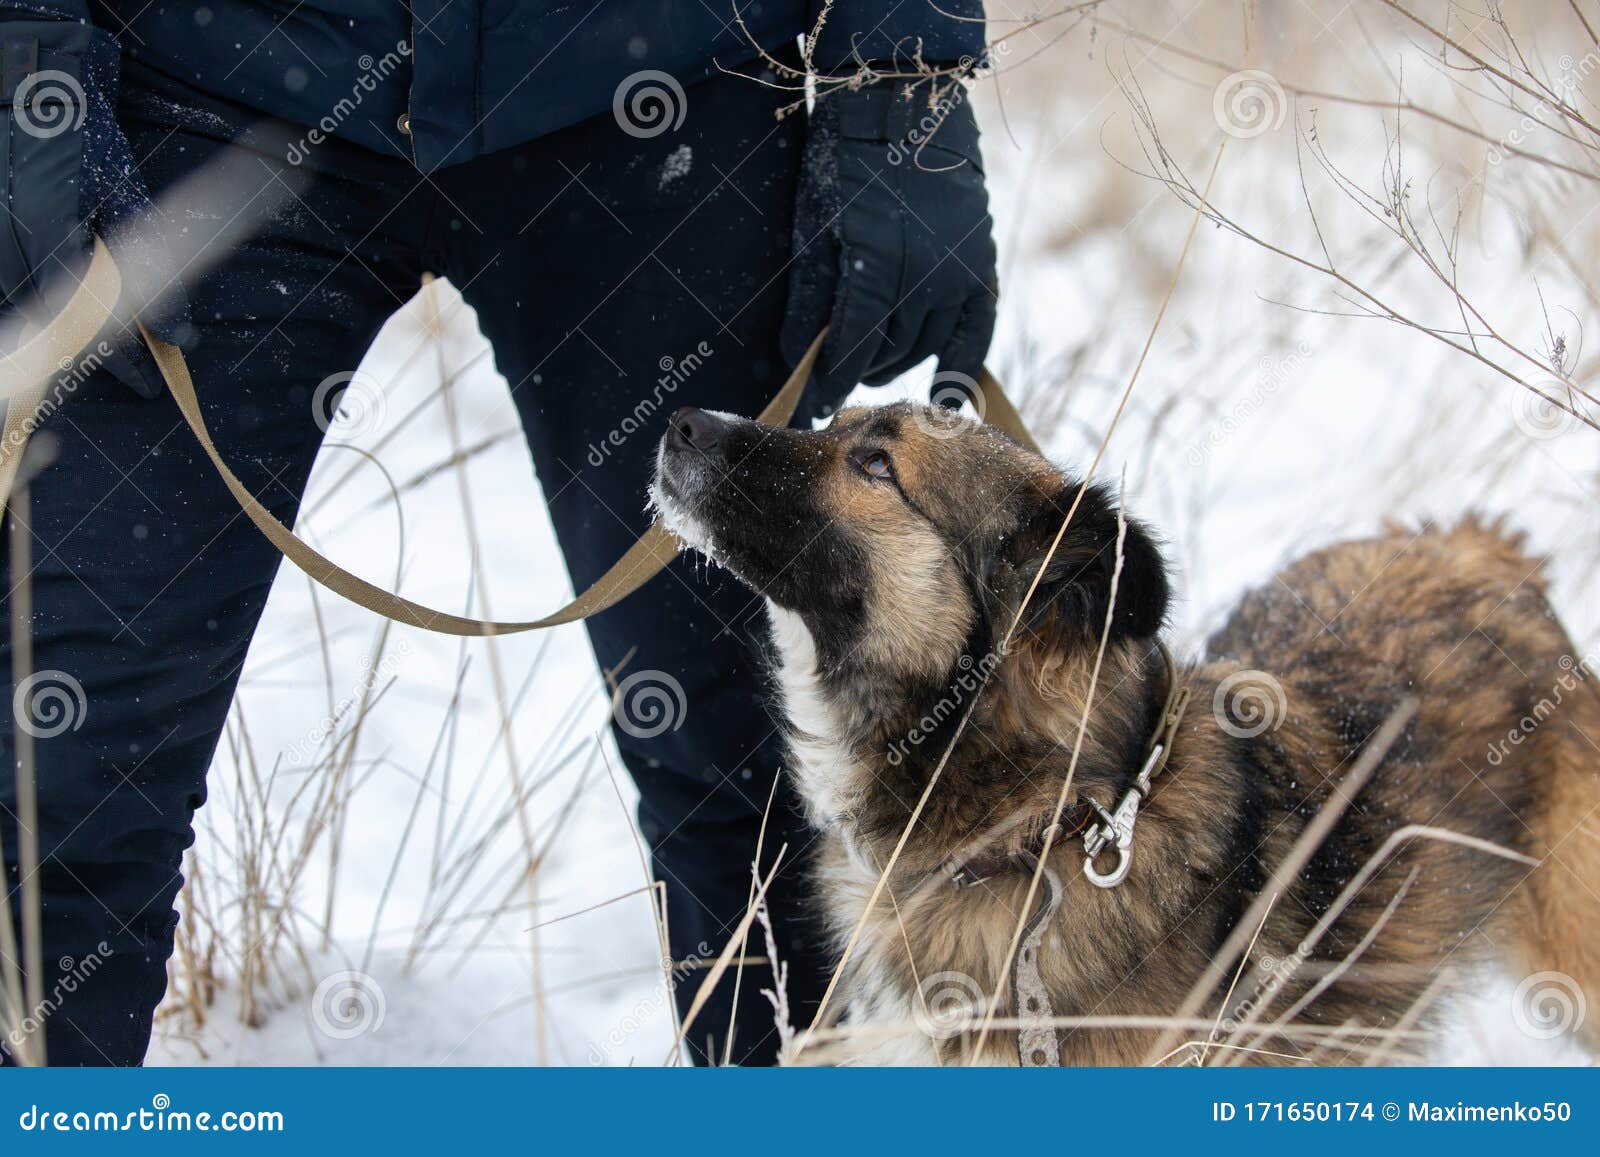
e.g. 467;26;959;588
1201;518;1600;1058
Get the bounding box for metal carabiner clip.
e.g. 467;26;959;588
1082;789;1141;889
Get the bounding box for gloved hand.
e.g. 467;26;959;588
781;81;997;404
1;14;191;398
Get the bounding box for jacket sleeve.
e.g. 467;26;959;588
0;2;117;311
808;0;987;72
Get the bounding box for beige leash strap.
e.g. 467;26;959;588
3;238;1037;635
1;236;126;497
978;366;1037;454
0;238;124;409
0;373;51;504
142;320;825;636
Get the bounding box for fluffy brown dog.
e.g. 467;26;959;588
652;401;1600;1066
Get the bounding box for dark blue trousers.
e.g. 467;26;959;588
0;53;831;1066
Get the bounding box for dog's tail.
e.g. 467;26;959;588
1512;666;1600;1053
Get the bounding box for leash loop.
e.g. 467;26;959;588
1011;851;1064;1067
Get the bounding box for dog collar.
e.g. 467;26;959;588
930;643;1190;1067
1080;643;1191;889
944;643;1191;893
946;803;1095;889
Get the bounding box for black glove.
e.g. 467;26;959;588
1;13;191;398
781;82;997;403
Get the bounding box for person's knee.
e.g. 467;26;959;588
0;868;176;1067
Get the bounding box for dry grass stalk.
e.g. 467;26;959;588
1142;697;1419;1064
2;475;41;1066
422;274;548;1061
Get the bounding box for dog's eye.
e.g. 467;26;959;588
857;450;894;481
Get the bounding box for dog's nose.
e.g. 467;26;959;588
667;406;725;452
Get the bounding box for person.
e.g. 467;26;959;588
0;1;996;1066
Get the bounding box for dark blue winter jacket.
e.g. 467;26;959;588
8;2;986;170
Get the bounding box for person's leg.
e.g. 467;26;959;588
438;53;836;1064
0;78;422;1065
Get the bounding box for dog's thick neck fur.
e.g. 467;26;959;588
766;599;1167;877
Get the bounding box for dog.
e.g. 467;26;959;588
651;401;1600;1066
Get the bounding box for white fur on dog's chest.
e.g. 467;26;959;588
766;603;942;1066
765;603;867;834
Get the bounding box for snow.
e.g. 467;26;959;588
148;288;678;1066
658;144;693;189
147;12;1597;1067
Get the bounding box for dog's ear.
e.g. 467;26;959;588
990;480;1169;647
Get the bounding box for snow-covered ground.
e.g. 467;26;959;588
148;6;1598;1066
